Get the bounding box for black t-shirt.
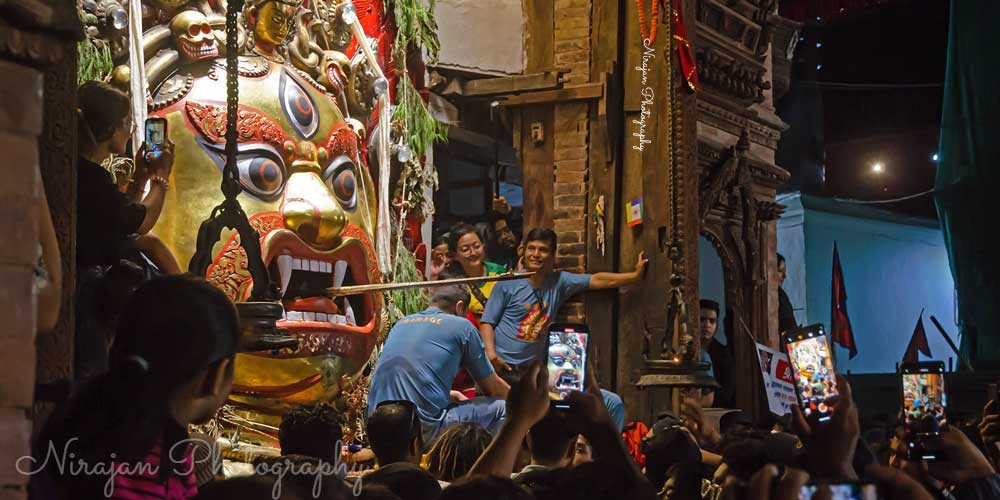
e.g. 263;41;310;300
76;156;146;267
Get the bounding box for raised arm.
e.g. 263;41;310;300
467;362;548;478
588;251;648;290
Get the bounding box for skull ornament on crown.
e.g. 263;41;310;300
169;10;219;64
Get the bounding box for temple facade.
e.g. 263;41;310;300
430;0;798;420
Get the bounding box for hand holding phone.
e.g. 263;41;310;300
547;323;588;409
925;425;997;484
900;361;946;461
784;324;839;422
145;117;168;158
791;373;861;482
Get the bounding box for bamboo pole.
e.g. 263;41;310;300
326;272;536;297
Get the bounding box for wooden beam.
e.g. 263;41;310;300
523;0;554;72
520;105;555;232
461;71;562;97
498;83;604;107
585;0;621;393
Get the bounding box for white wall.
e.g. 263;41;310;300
434;0;525;75
777;194;958;373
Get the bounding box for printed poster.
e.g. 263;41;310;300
755;343;797;416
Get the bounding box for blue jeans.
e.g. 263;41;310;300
421;397;507;444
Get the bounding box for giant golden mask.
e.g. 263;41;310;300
150;56;383;416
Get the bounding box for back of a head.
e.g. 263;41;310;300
643;416;700;491
77;80;130;148
428;285;471;316
280;403;345;464
364;463;442;500
43;275;240;469
367;403;419;465
111;274;240;381
721;437;770;481
523;228;557;251
196;473;352;500
527;461;655;500
441;475;533;500
426;422;492;482
527;411;577;466
358;484;402;500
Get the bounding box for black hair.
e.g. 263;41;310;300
699;299;720;314
665;462;703;500
279;402;345;464
431;232;450;249
77;80;130;153
523;227;557;251
527;411;578;465
367;403;421;465
425;422;492;482
38;275;239;493
642;424;701;491
441;475;534;500
721;437;770;481
196;472;352;500
777;253;786;264
446;223;485;276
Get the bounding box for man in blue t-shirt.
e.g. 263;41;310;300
368;285;510;443
479;228;648;429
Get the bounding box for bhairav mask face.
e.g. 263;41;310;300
150;54;383;418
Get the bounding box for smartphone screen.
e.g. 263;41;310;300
547;323;588;408
799;483;877;500
901;361;946;460
785;325;839;421
145;118;167;154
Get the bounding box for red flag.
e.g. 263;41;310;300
903;310;932;363
671;1;699;92
830;242;858;358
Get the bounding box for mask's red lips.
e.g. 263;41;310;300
261;229;375;336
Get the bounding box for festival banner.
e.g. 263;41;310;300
755;343;797;416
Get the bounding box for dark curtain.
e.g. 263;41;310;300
935;0;1000;368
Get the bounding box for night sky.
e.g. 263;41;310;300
778;0;949;217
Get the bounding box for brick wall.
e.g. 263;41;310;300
0;60;44;500
552;0;591;323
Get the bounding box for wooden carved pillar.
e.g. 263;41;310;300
34;45;78;429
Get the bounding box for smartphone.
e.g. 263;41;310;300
799;483;877;500
901;361;946;461
784;324;839;422
145;117;168;157
547;323;588;409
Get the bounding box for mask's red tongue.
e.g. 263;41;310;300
284;297;340;314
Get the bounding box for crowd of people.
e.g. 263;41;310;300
26;81;1000;499
29;267;1000;499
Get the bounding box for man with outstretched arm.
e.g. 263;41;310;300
478;227;647;430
